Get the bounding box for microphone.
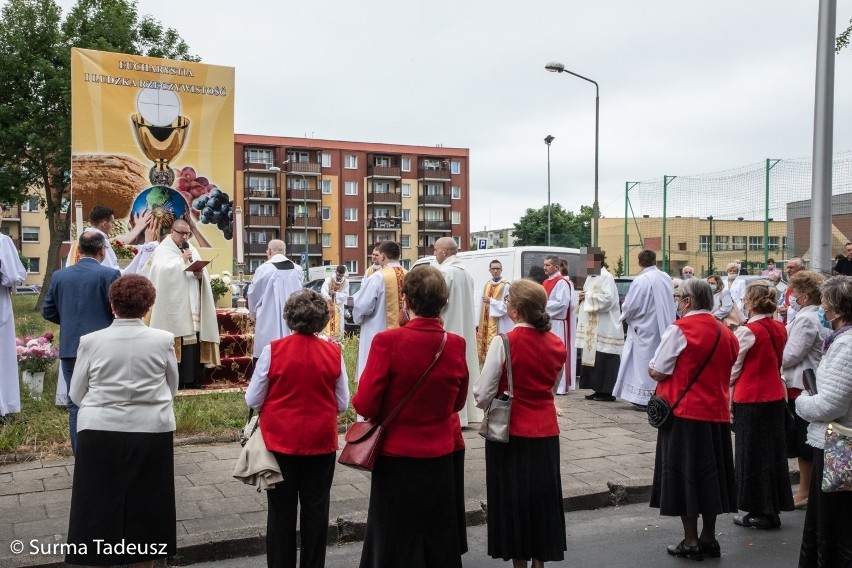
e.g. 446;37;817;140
180;242;189;251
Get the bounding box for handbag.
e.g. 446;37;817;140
479;333;514;443
822;421;852;492
338;333;448;471
722;307;745;330
232;409;284;491
648;321;722;429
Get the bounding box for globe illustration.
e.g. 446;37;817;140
130;186;187;228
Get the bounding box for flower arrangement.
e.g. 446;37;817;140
111;240;138;260
16;332;58;374
210;271;232;302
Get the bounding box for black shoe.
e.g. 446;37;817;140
584;393;597;400
667;540;704;561
698;539;720;558
631;403;649;411
592;394;616;402
733;513;781;529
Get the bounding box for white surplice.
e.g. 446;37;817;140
0;234;27;416
545;273;576;393
351;262;401;382
612;266;676;405
440;255;482;425
576;267;624;365
321;275;350;341
247;254;304;357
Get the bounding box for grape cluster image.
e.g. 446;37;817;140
193;190;233;240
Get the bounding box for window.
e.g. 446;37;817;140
714;235;729;251
248;231;268;244
247;175;275;195
424;209;443;221
344;234;358;248
290;204;308;218
321;207;331;221
678;242;687;251
22;226;39;242
373;156;391;167
373;208;391;219
401;158;411;172
373;182;390;194
27;257;40;273
344;155;357;169
450;161;461;175
322;233;331;248
249;203;275;215
344;208;358;221
732;236;747;251
451;186;461;199
289;233;307;245
782;236;788;251
287;177;308;190
401;183;411;197
345;260;358;274
451;211;461;225
249;258;264;273
247;148;273;166
321;153;331;168
452;236;461;246
375;233;392;243
21;195;39;212
768;236;779;250
748;236;763;251
401;235;411;248
401;259;411;270
425;184;442;196
321;180;332;194
345;182;358;195
287;151;310;163
699;235;710;252
402;209;411;223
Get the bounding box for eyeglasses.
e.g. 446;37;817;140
172;230;192;237
490;267;502;271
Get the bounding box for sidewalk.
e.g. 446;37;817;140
0;391;798;567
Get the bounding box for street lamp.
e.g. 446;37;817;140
545;61;599;247
544;135;555;246
706;216;715;276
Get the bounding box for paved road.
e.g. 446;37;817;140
192;501;805;567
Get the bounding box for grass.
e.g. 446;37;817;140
3;295;361;456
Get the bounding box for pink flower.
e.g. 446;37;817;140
15;346;24;355
43;332;54;342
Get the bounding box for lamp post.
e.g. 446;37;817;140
544;135;555;246
545;61;599;247
706;216;715;276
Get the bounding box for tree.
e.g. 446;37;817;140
0;0;197;311
511;204;593;249
838;18;852;52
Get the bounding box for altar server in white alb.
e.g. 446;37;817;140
543;255;575;393
477;260;512;365
351;240;407;382
576;266;624;401
0;212;27;420
247;240;304;365
320;265;350;341
612;248;676;409
435;237;483;425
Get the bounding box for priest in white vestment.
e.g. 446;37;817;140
435;237;482;425
543;256;575;393
612;249;676;407
320;265;349;341
352;240;407;382
145;220;220;387
247;240;304;363
576;267;624;401
0;224;27;419
476;260;512;365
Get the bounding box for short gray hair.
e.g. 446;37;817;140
821;276;852;323
680;278;713;311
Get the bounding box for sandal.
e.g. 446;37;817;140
667;540;704;561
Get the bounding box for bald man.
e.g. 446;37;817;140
247;240;305;367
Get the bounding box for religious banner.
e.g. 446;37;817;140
70;48;235;273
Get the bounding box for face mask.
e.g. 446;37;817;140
818;307;832;329
789;295;799;310
709;284;717;293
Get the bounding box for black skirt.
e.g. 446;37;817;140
360;454;462;568
787;398;815;461
799;448;852;568
485;436;566;562
578;351;621;394
66;430;176;566
650;417;737;517
734;400;795;515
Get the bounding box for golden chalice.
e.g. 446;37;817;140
131;113;190;187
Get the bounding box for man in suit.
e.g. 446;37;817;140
43;231;119;454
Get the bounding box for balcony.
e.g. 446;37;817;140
418;245;435;257
418;167;451;181
367;217;402;230
245;187;280;199
286;189;322;202
285;162;321;176
1;206;21;221
367;165;402;179
244;161;274;172
285;242;323;256
286;215;323;229
418;220;451;232
245;214;281;227
367;191;402;205
418;194;452;207
246;242;268;255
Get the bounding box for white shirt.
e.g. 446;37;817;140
648;310;712;376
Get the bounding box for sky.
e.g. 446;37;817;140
50;0;852;232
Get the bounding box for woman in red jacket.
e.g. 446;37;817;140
730;280;795;529
245;289;350;568
353;266;468;568
649;278;739;561
474;279;568;568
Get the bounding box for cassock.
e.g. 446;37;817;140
321;274;349;340
247;254;304;358
351;262;406;382
0;234;27;416
576;267;624;395
145;237;220;385
612;265;676;405
477;278;511;365
544;272;575;393
440;254;483;425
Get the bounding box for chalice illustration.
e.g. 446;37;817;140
131;88;190;186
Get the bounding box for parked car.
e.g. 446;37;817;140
305;276;363;334
614;276;635;306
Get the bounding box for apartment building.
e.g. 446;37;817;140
0;194;49;286
235;135;470;275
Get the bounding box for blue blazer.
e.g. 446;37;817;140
42;258;120;359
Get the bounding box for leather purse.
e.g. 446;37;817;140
479;333;513;443
822;421;852;492
648;321;722;429
338;333;447;471
722;307;745;330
